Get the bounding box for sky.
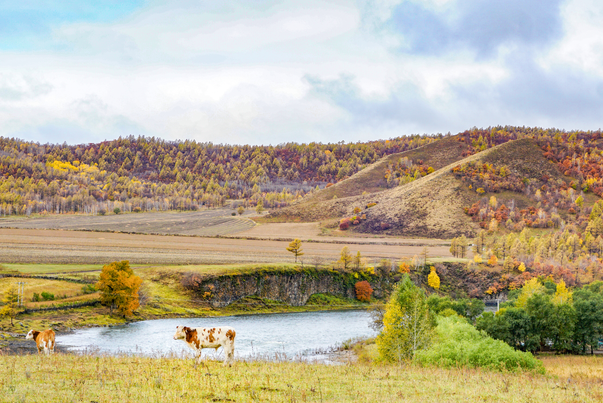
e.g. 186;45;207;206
1;0;603;145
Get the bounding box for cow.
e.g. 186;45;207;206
25;329;55;355
173;325;236;366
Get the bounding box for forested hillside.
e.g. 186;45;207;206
0;134;438;215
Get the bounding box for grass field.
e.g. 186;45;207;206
0;353;601;402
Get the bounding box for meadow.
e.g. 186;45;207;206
0;353;601;402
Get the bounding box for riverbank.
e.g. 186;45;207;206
1;353;602;402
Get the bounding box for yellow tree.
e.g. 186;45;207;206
339;246;353;271
516;278;545;308
352;251;364;272
0;285;20;326
553;279;572;305
286;238;304;263
96;261;142;318
427;267;440;289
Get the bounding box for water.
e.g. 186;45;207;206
58;310;376;362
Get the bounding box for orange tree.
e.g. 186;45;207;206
96;261;142;318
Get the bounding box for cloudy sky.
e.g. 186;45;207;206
1;0;602;145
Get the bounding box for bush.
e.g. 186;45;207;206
98;209;106;216
133;207;142;213
41;292;55;301
81;284;97;294
113;207;121;215
339;221;350;230
32;293;40;302
355;281;373;302
415;316;544;373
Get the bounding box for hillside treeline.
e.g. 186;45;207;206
0;135;438;215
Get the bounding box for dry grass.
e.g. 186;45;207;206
0;278;89;304
541;355;603;382
0;353;602;402
0;228;453;265
0;209;255;237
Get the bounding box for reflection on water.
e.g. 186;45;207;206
58;310;376;362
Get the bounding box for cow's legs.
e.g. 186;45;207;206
223;343;234;366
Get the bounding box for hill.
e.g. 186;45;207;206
270;138;565;238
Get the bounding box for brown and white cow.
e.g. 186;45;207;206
25;329;55;355
173;325;236;366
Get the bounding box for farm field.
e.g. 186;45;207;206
0;209;256;237
0;354;601;402
0;228;453;265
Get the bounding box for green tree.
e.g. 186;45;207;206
286;239;304;263
572;289;603;354
0;285;20;326
113;207;121;214
96;261;142;318
377;275;434;362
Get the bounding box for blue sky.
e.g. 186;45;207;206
1;0;602;145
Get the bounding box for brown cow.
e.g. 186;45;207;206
173;325;236;366
25;329;55;355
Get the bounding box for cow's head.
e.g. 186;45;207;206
25;329;37;340
173;326;190;340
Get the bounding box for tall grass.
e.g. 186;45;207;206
1;352;602;402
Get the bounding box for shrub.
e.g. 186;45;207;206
113;207;121;215
98;209;106;216
133;207;142;213
367;202;377;208
41;292;55;301
32;293;40;302
81;284;97;294
355;281;373;302
415;316;544;373
339;221;350;230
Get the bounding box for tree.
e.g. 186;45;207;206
338;246;353;271
427;267;440;289
553;279;572;305
0;285;20;326
237;206;245;215
96;260;142;318
113;207;121;214
516;278;545;309
355;281;373;302
377;275;434;362
352;251;364;272
286;238;304;263
255;199;264;214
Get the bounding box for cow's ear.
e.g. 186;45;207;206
183;326;189;332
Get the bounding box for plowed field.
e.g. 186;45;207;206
0;228;452;265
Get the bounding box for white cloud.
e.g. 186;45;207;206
1;0;603;145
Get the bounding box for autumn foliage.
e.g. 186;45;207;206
96;260;142;318
355;281;373;302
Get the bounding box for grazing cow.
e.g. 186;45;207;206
173;325;236;366
25;329;55;355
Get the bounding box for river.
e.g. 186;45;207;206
58;310;376;362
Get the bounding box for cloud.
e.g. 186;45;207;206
1;0;603;146
0;74;53;101
384;0;565;57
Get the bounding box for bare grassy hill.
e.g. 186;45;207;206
270;138;562;238
303;136;472;202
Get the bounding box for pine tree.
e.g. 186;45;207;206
286;238;304;263
339;246;353;271
0;285;20;326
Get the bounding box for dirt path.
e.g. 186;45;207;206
0;228;452;265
